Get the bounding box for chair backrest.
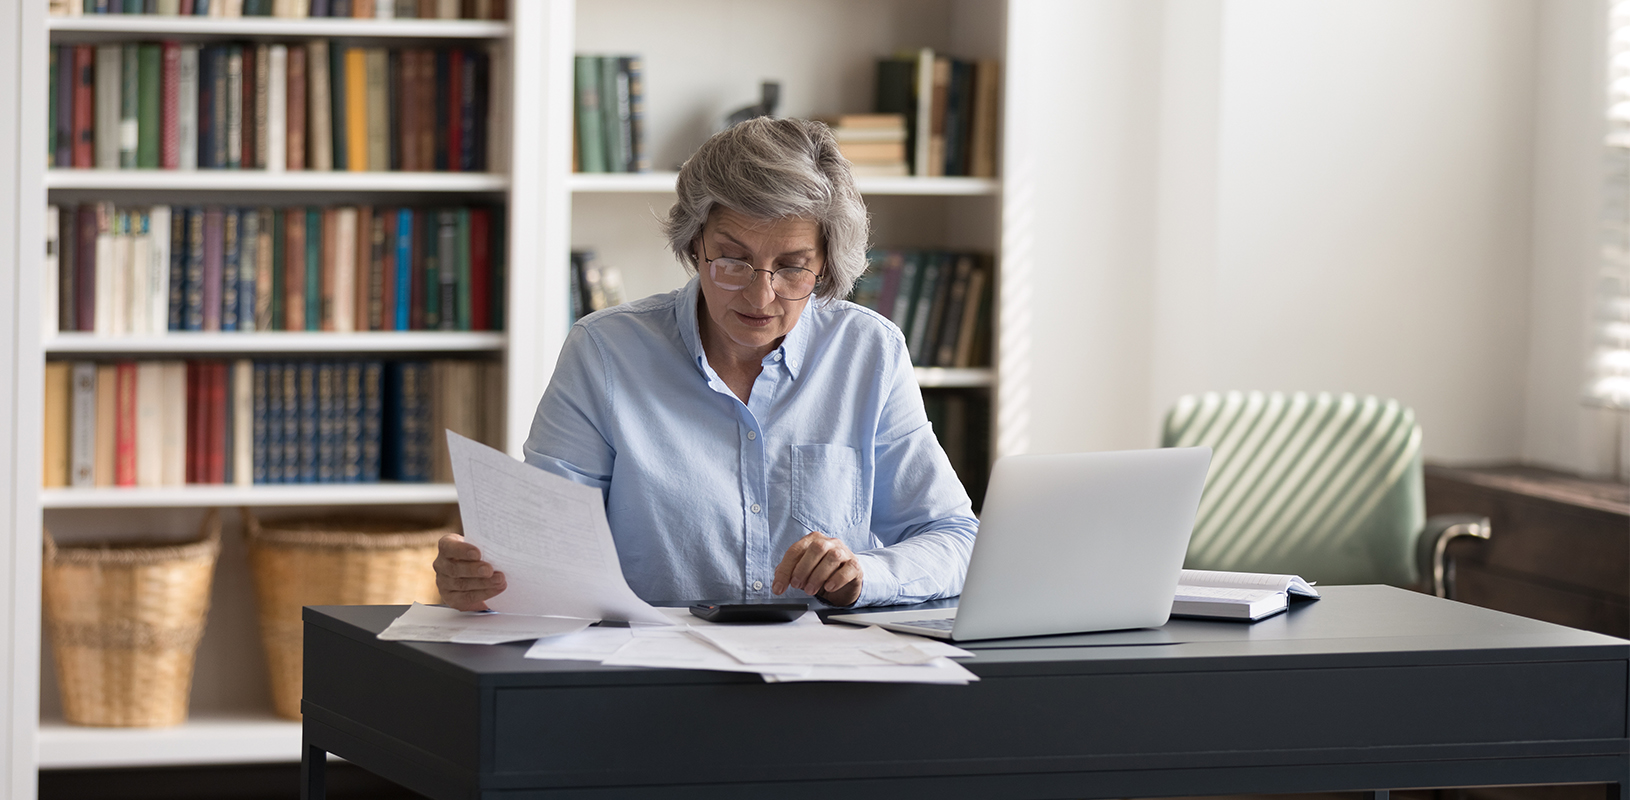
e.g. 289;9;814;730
1160;391;1425;587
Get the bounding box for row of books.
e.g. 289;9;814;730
876;49;999;178
831;113;910;178
47;41;492;172
47;203;505;335
568;250;626;323
572;55;648;174
40;358;500;488
849;249;993;368
49;0;506;20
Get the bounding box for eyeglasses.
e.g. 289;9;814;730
700;238;821;301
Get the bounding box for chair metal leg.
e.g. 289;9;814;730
302;742;327;800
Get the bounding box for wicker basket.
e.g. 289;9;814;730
42;511;221;727
243;509;446;719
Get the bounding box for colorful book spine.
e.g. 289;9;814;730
177;44;199;169
72;46;95;168
284;209;305;330
201;208;223;330
137;43;162;168
395;208;412;330
119;44;140;167
160;42;180;168
361;360;382;481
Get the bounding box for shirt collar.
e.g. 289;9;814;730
674;276;811;381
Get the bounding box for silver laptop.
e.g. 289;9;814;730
830;447;1211;641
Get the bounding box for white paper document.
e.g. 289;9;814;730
689;622;944;667
601;628;812;677
445;431;670;624
378;603;594;644
762;659;978;684
523;627;636;661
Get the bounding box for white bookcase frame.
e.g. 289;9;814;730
1;0;1016;792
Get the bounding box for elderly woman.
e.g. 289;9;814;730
435;117;978;610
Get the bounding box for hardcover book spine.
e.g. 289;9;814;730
160;42;180;168
433;49;449;170
446;50;462;171
573;55;602;173
305;208;322;329
624;56;646;172
44;206;60;336
455;208;471;330
459;49;478;172
285;44;306;170
161;361;187;486
225;45;243;169
376;210;393;331
365;48;389;173
182;207;204;330
177;44;199;169
437;210;456;330
95;363;116;486
306;41;332;170
69;362;97;486
395;208;412;330
267;45;287;171
234;359;253;486
290;361;309;482
388;49;402;171
55;46;75;169
342;361;362;482
264;361;283;483
354;206;373;329
269;209;284;329
114;361;136;487
201;208;223;331
316;362;336;482
92;203;114;334
255;208;274;329
94;45;121;168
58;205;76;332
43;362;71;488
208;360;227;484
239;208;259;331
76;203;97;330
345;46;368;171
120;45;140;168
285;209;305;330
331;44;352;170
135;360;164;486
137;44;162;168
469;207;489;330
148;205;171;335
362;360;382;481
196;45;215;168
72;46;95;168
253;44;270;168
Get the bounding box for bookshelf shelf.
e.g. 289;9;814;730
913;367;994;388
568;172;999;197
45;169;510;193
45;331;507;355
40;482;459;509
38;713;303;769
46;16;510;42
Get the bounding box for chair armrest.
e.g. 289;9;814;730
1415;514;1492;598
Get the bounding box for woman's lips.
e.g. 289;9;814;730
734;311;775;328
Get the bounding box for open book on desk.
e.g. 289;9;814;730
1172;569;1321;622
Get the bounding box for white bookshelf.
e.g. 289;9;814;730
45;330;507;354
45;169;509;192
569;171;999;196
4;0;1016;790
46;15;510;40
41;483;459;509
38;714;304;769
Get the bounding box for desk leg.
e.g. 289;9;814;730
1366;791;1390;800
302;743;327;800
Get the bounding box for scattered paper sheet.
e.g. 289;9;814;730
689;621;948;667
378;603;594;644
601;629;811;677
446;431;670;624
764;658;979;684
524;627;635;661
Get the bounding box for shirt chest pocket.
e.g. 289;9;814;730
789;444;864;535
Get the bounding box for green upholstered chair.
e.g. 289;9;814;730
1161;391;1490;597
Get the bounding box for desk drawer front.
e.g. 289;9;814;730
490;660;1626;785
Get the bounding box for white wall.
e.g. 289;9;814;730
1005;0;1604;469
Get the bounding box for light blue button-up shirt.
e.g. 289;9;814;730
522;277;978;607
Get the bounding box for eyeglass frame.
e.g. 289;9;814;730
697;236;824;302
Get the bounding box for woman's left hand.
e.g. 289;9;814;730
773;531;863;607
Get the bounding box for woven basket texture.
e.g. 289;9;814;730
42;511;221;728
244;510;446;719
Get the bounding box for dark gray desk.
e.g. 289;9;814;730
300;586;1630;800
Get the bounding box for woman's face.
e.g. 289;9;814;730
693;207;824;360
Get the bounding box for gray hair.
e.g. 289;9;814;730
664;117;870;303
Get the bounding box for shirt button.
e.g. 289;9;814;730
751;503;761;514
774;353;783;361
747;431;756;441
752;580;764;591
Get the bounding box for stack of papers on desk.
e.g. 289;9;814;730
378;603;596;644
527;607;980;684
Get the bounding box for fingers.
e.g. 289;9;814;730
435;533;506;611
772;532;858;598
772;532;825;594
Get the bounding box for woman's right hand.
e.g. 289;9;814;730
434;533;507;611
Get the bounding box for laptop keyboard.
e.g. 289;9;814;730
905;617;957;631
